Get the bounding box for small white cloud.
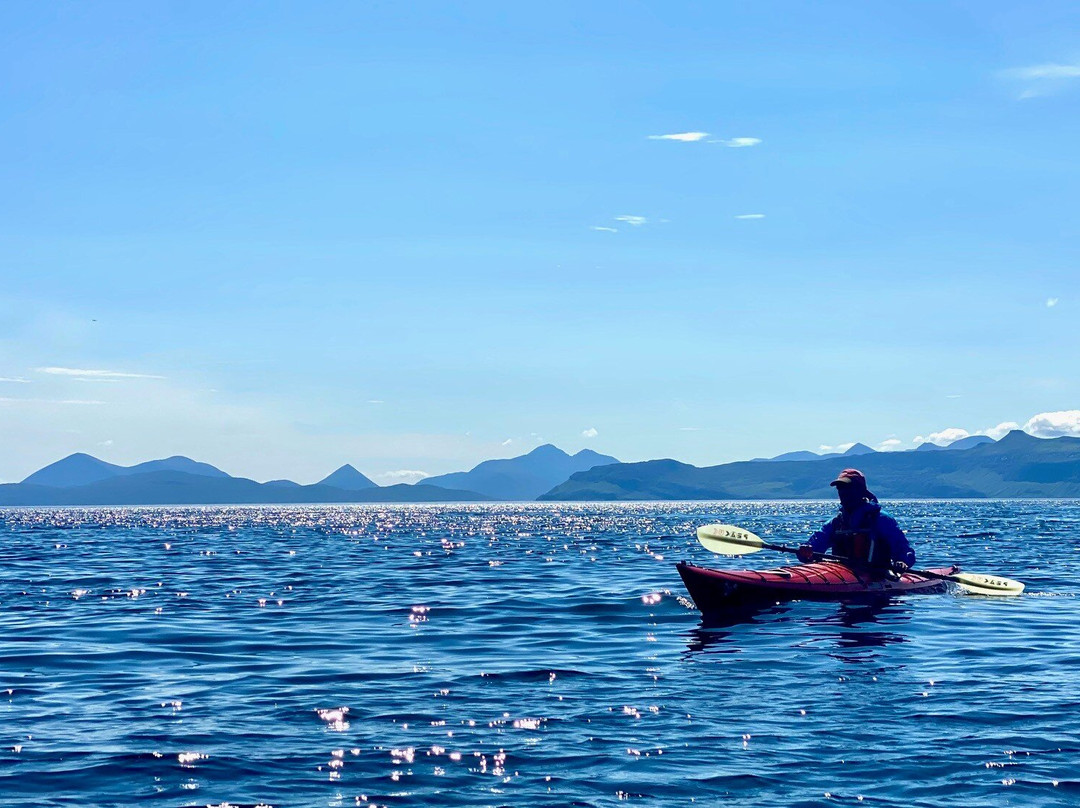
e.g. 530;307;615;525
735;214;765;219
366;399;385;404
946;394;963;399
590;226;618;233
981;421;1020;440
818;442;855;453
1047;297;1059;307
1023;410;1080;438
501;438;513;446
648;131;710;142
98;439;114;447
921;427;971;446
877;438;904;451
712;137;762;148
614;215;647;227
36;367;165;380
379;470;430;484
678;427;702;431
0;377;30;383
581;427;598;438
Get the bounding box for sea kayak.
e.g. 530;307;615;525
676;560;958;614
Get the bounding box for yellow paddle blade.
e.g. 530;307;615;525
950;572;1025;597
696;523;766;555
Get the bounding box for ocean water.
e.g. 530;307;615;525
1;500;1077;808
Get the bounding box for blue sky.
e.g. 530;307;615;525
1;1;1079;483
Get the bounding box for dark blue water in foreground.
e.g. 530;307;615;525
1;501;1078;807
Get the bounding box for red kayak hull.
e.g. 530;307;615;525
676;560;959;614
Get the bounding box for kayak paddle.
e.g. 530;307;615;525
696;523;1025;597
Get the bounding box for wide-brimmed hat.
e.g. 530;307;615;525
830;468;867;488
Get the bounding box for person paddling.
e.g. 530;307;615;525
797;468;916;572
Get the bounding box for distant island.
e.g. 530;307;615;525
4;432;1080;505
541;430;1080;500
0;445;618;506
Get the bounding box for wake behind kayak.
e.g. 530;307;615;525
676;560;958;615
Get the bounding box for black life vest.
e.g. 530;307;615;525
830;505;891;568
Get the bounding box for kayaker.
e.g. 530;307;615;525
796;468;916;572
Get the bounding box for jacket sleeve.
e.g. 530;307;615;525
807;519;835;553
877;514;916;567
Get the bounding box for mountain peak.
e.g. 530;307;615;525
22;453;121;487
528;444;568;458
421;445;619;499
843;443;876;456
318;464;377;490
996;429;1038;446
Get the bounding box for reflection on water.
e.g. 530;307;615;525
685;598;911;659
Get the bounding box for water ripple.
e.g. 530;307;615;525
1;501;1078;806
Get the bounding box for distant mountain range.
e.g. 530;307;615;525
753;435;993;462
755;442;877;462
0;444;617;505
1;452;481;505
421;444;619;500
540;430;1080;500
6;432;1079;505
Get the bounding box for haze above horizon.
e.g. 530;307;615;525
2;2;1078;484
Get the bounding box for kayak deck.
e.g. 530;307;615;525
677;560;959;614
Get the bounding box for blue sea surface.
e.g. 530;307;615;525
1;501;1077;807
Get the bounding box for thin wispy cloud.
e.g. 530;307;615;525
1004;62;1080;99
648;131;709;142
590;226;618;233
0;377;30;383
614;215;647;227
1008;63;1080;80
711;137;762;148
678;427;702;432
735;214;765;220
1047;297;1059;308
36;367;165;380
501;438;513;446
581;427;598;438
877;438;903;451
366;399;385;404
0;397;105;405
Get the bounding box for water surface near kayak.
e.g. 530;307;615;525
1;500;1077;807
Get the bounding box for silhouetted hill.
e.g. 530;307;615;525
421;444;619;500
540;431;1080;500
22;453;123;487
317;464;377;490
0;470;488;505
761;442;878;462
915;435;995;452
22;453;229;487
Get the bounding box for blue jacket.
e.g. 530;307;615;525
807;499;916;568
